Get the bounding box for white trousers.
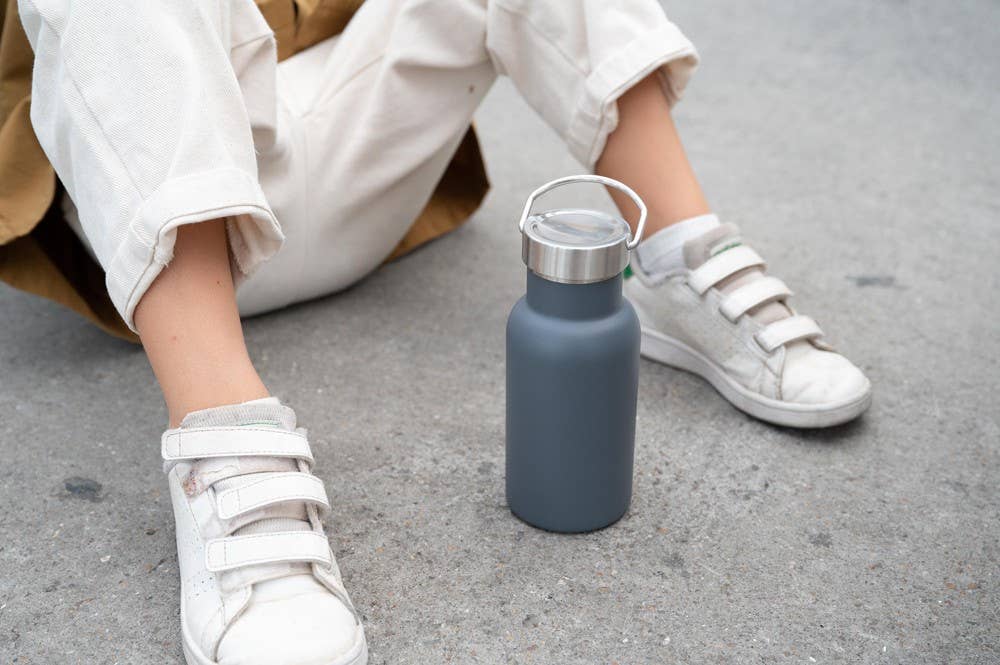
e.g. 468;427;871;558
19;0;698;330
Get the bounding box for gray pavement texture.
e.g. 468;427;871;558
2;1;999;663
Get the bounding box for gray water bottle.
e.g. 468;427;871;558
506;175;646;533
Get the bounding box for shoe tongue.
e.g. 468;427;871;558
182;397;301;485
683;223;792;326
180;398;311;541
179;396;297;430
682;222;744;270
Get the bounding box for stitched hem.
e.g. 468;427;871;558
565;22;699;168
105;168;283;332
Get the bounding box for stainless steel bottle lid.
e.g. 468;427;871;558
518;175;647;284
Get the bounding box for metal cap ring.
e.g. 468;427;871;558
517;175;647;250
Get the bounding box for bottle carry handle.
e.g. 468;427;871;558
517;175;647;250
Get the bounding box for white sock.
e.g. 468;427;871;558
633;213;720;279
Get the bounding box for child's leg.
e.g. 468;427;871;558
453;1;869;427
596;73;711;236
19;0;284;332
20;3;365;662
595;68;872;427
134;219;268;427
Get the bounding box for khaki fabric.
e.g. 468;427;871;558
0;0;488;342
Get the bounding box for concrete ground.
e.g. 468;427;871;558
2;1;998;663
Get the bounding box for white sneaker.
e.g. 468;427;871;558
625;223;871;428
163;399;368;665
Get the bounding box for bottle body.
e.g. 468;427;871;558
505;270;640;533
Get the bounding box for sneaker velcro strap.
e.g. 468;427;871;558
755;315;824;353
687;246;766;295
719;276;792;322
216;472;330;520
205;531;332;572
161;427;314;465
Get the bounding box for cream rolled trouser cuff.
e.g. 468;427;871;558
21;0;698;330
105;170;282;328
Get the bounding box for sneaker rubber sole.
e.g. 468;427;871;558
180;607;369;665
640;327;872;428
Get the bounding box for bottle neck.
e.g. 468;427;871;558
525;270;623;319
